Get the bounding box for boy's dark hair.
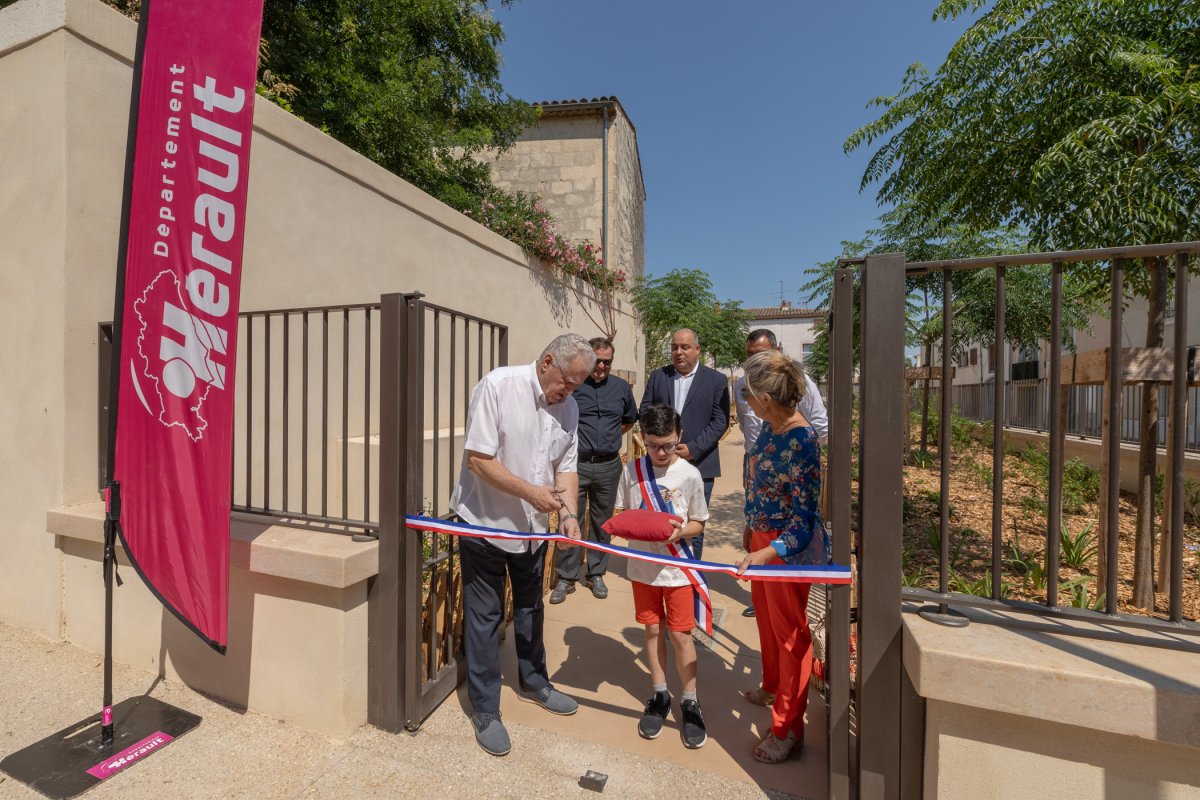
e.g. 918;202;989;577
640;404;681;437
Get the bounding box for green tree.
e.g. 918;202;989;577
847;0;1200;608
88;0;538;210
629;269;750;372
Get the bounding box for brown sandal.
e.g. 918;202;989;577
754;730;800;764
742;687;775;706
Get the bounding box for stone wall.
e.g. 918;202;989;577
485;102;646;282
609;111;645;281
484;114;604;249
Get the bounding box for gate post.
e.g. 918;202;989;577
369;291;425;732
857;254;906;798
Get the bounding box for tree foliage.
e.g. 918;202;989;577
92;0;536;204
257;0;538;207
846;0;1200;258
798;208;1101;381
629;269;750;372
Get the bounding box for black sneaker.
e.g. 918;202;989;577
637;690;671;739
679;698;707;749
549;579;575;604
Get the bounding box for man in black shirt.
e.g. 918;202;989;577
550;337;638;603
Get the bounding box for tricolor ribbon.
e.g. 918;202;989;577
404;516;853;588
632;456;715;636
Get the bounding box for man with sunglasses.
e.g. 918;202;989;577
550;337;638;604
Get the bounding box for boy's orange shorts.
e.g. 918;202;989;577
632;582;695;632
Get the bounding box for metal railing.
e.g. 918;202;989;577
897;243;1200;631
833;242;1200;797
920;380;1200;451
231;303;380;532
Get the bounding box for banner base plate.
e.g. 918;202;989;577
0;695;201;799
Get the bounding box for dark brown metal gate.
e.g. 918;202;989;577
369;292;508;732
825;254;913;799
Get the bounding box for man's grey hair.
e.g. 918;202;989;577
541;333;597;372
673;328;701;348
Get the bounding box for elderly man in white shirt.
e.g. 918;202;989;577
733;328;828;617
451;333;594;757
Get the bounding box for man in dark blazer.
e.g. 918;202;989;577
639;328;730;561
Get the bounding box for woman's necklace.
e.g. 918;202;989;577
773;413;806;435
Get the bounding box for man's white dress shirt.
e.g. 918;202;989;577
671;365;698;414
451;363;579;552
734;369;829;451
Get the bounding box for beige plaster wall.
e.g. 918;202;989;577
0;24;69;639
925;700;1200;800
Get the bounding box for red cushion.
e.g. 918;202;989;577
602;508;682;542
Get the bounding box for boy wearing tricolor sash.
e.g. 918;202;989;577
614;405;710;749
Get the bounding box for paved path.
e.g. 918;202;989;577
0;437;827;800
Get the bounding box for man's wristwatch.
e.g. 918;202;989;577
560;512;578;522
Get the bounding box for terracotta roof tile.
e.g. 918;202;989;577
743;306;825;320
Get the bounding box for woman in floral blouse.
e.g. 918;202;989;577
736;349;830;763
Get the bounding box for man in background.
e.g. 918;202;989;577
550;337;638;604
734;328;828;616
640;328;730;562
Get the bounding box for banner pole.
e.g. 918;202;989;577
101;486;120;747
100;0;153;748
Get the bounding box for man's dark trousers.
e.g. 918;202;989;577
459;537;551;713
557;456;622;583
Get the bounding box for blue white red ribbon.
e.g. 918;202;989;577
403;515;853;587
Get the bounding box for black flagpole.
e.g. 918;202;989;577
98;0;154;752
1;2;201;795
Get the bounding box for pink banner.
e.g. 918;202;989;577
112;0;264;650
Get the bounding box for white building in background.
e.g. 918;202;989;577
741;301;824;365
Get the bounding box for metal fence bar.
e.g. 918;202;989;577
364;308;372;525
1170;253;1188;622
283;314;290;511
1104;259;1124;614
1047;262;1064;606
321;310;329;519
246;315;253;508
302;312;309;517
939;270;953;600
991;265;1006;601
343;309;350;521
264;315;271;511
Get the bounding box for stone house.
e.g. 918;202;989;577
480;97;646;283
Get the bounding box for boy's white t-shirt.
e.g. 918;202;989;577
614;457;710;587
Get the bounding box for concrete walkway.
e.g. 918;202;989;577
0;437;827;800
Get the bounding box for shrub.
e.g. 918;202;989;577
1060;523;1098;570
1060;575;1105;610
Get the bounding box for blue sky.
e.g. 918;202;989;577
495;1;974;308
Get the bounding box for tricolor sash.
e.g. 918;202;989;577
405;515;853;584
631;456;714;635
